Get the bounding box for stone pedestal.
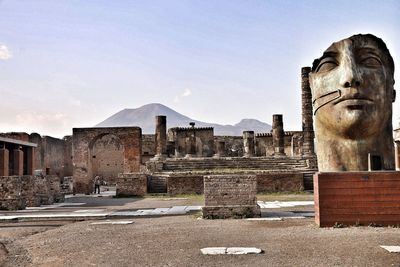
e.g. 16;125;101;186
272;114;285;157
243;131;255;158
314;171;400;227
13;147;24;176
0;148;9;176
155;116;167;159
214;141;226;158
202;175;260;219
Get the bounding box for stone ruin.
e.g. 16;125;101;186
2;37;400;215
0;135;64;210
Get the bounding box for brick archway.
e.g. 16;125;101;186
72;127;142;194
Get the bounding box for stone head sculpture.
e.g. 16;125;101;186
309;34;396;171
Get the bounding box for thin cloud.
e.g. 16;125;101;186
182;88;191;97
174;88;192;103
0;44;12;60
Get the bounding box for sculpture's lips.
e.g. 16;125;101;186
333;94;373;105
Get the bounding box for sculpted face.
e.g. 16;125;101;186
310;35;395;139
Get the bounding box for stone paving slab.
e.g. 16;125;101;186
201;247;262;255
257;201;314;209
246;217;283;221
90;220;134;225
380;246;400;253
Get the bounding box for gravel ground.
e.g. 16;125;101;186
2;215;400;266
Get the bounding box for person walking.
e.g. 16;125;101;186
94;175;101;194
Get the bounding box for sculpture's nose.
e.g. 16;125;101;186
340;54;362;89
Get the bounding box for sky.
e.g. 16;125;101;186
0;0;399;138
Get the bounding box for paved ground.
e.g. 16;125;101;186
1;192;400;266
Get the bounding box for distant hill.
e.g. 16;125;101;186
96;103;272;135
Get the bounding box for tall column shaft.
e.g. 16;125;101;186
272;114;285;157
395;141;400;171
243;131;255;158
13;147;24;176
216;141;226;157
26;147;35;175
0;148;9;176
301;67;315;156
155;116;167;157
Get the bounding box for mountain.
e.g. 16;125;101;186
96;103;272;135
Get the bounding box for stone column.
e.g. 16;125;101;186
26;147;35;175
13;146;24;176
185;123;196;158
301;67;315;156
217;141;226;157
214;141;226;158
0;147;9;176
272;114;285;157
155;115;167;159
395;141;400;171
243;131;255;158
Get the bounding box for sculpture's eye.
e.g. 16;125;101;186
360;56;381;68
316;60;338;73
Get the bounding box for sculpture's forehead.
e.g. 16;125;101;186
323;37;382;55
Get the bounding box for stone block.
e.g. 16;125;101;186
202;175;260;219
116;173;147;197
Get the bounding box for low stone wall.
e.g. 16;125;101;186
116;173;147;197
202;175;260;219
257;172;304;192
167;175;204;195
0;175;64;210
0;176;25;210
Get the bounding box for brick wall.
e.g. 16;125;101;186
202;174;260;219
72;127;142;194
167;174;203;195
257;173;304;192
116;173;147;197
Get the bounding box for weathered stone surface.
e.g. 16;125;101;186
0;175;63;210
243;131;255;158
167;174;203;195
155;116;167;158
202;175;260;219
116;173;147;197
301;67;315;157
272;115;285;157
168;127;214;158
310;34;396;171
256;173;304;192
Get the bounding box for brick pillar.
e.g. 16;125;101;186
0;147;9;176
155;115;167;159
395;141;400;171
243;131;255;158
13;147;24;176
301;67;315;156
26;147;35;175
272;114;285;157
